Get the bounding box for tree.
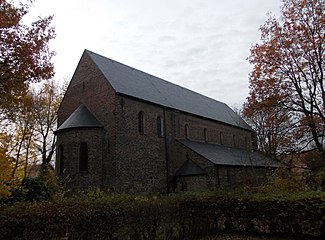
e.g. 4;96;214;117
0;80;64;199
0;0;55;111
0;133;14;200
0;91;37;180
32;80;65;175
243;97;295;159
244;0;325;162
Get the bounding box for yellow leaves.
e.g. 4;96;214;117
0;145;14;200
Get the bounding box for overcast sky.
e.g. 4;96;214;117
27;0;282;108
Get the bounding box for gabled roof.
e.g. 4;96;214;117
179;139;279;168
56;104;103;133
175;159;207;177
85;50;252;131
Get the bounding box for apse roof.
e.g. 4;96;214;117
56;104;103;133
174;159;207;177
179;139;279;168
85;50;253;131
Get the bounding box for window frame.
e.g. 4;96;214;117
157;116;164;137
79;142;88;172
185;124;189;139
204;128;208;142
138;111;145;135
219;132;223;145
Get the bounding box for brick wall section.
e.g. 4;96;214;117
175;111;254;149
175;175;207;192
170;140;272;191
113;95;167;193
56;128;104;189
56;52;117;190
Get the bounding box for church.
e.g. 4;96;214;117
55;50;278;194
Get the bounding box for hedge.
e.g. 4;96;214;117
0;192;324;239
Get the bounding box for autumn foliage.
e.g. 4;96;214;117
243;0;325;163
0;0;58;200
0;0;55;110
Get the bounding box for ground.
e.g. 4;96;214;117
201;233;294;240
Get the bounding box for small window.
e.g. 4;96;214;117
233;135;236;146
185;124;189;139
138;111;145;134
82;81;85;90
219;132;223;145
157;116;164;137
227;169;231;184
79;142;88;172
58;145;64;174
204;128;208;142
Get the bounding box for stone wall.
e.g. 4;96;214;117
56;52;117;190
175;175;207;192
174;111;254;149
113;95;168;194
56;128;104;190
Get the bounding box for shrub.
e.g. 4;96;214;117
0;191;324;240
6;177;51;203
258;167;309;193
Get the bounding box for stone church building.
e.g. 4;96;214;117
55;50;277;194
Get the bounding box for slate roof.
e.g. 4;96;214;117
85;50;252;131
56;104;103;133
174;159;207;177
179;139;279;168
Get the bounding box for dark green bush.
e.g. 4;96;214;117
6;177;51;203
0;191;324;240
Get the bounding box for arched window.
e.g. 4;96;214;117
138;111;145;134
204;128;208;142
219;132;223;145
185;124;189;139
227;169;231;184
79;142;88;172
157;116;164;137
58;145;64;174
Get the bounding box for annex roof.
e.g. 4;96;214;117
174;159;207;177
85;50;252;131
56;104;103;133
179;139;279;168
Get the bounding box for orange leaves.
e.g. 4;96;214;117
244;0;325;158
244;0;325;157
0;0;55;110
